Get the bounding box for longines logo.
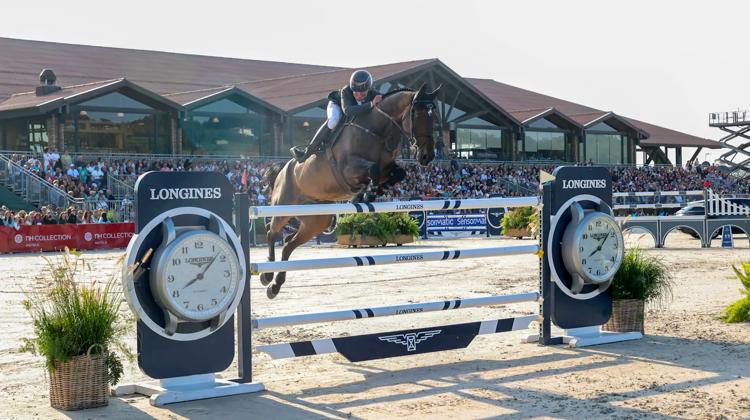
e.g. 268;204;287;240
562;179;607;189
378;330;442;351
396;203;423;210
187;256;214;267
149;187;222;200
395;255;423;262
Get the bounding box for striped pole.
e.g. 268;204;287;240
256;315;538;361
252;292;540;330
249;196;540;219
250;244;540;275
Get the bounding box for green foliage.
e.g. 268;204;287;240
20;249;133;385
501;207;535;233
722;261;750;323
527;209;540;238
610;248;674;306
335;212;419;243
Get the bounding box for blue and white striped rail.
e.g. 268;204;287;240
252;292;540;330
249;196;540;219
250;244;540;275
256;315;538;361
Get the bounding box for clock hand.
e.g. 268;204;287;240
587;230;612;258
183;253;220;290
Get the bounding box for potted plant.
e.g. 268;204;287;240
335;213;419;247
500;206;535;239
603;247;674;333
722;261;750;323
20;248;132;411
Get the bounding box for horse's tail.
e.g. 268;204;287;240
262;161;285;197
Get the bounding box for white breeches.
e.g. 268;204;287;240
327;101;342;129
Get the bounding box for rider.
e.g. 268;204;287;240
291;69;383;162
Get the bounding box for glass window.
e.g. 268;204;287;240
194;98;252;114
79;92;153;110
184;97;274;156
455;127;502;159
588;121;618;132
293;107;326;119
461;116;495;127
527;117;558;129
75;111;157;153
524;130;565;160
584;133;624;164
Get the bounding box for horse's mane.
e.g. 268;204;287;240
381;87;415;99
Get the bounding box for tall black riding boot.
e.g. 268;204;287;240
291;123;331;162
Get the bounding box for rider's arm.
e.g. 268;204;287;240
340;88;374;117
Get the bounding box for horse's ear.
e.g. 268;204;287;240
414;83;427;100
429;84;442;97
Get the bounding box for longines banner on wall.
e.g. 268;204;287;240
0;223;134;253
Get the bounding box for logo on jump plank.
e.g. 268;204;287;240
378;330;442;351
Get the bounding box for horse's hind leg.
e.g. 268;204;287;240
260;215;291;286
267;215;333;299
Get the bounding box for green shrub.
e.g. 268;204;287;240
610;248;674;306
20;249;133;385
501;206;535;234
335;212;419;243
722;261;750;323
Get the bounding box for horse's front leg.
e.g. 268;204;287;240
373;164;406;197
342;156;378;202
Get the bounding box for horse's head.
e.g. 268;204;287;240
408;84;440;166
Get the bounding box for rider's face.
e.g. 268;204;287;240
353;91;367;102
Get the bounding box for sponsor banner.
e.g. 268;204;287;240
427;214;486;232
0;223;134;253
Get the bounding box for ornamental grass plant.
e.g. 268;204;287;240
722;261;750;323
20;248;133;387
335;212;420;243
500;206;535;235
610;247;674;306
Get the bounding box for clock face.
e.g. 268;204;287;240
575;214;624;282
156;230;241;321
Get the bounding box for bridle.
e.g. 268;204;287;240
364;96;434;150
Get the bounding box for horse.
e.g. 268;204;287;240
259;84;440;299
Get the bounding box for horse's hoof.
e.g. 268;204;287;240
266;284;279;299
259;272;273;286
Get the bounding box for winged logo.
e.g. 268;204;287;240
378;329;442;351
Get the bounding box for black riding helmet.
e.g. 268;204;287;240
349;70;373;92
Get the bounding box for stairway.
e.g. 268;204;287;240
0;184;34;211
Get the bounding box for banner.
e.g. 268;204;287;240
427;214;486;232
0;223;135;253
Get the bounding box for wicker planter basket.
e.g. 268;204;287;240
337;234;414;247
603;299;645;333
503;228;531;239
49;346;108;411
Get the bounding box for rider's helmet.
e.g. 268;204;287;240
349;70;373;92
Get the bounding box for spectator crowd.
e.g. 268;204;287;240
4;150;750;223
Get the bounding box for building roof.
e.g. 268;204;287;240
0;37;721;149
468;78;719;148
0;37;341;100
238;59;436;112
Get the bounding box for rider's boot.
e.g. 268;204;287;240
291;123;331;162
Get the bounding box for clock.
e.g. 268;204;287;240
123;207;247;341
150;215;242;335
561;202;624;294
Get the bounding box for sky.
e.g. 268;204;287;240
4;0;750;163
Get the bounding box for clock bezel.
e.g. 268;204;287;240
152;229;241;322
547;194;624;300
123;206;246;341
565;210;624;284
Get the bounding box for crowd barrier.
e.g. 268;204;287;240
0;223;134;253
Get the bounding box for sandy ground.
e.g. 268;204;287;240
1;232;750;419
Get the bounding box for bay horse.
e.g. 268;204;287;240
260;84;440;299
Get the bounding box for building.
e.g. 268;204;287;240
0;37;719;165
